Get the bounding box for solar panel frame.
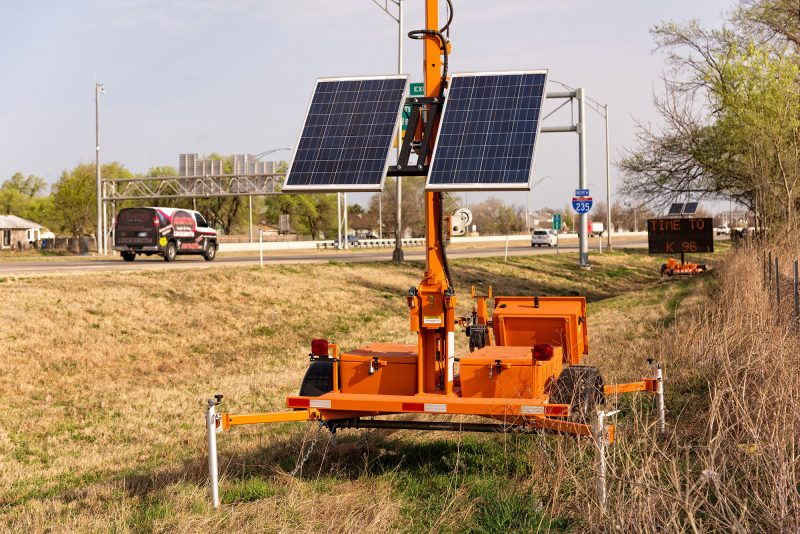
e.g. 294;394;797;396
282;74;410;193
683;202;699;215
426;69;549;191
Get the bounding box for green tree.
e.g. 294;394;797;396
52;162;132;238
0;172;48;217
620;3;800;231
470;197;525;235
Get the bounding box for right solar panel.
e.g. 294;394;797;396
426;70;548;190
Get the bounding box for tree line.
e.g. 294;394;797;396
620;0;799;232
1;158;548;239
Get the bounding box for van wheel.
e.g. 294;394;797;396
121;252;135;262
203;242;217;261
164;242;177;262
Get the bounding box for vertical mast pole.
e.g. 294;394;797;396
413;0;456;396
393;0;405;262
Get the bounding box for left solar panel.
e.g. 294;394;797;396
283;75;409;192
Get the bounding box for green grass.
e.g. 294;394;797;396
0;247;718;531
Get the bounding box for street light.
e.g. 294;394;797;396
371;0;405;262
551;80;614;252
249;147;293;242
95;82;105;255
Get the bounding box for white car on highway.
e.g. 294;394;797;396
531;229;558;247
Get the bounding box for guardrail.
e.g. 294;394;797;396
218;231;649;253
316;238;425;250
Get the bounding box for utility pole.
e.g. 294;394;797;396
95;82;104;254
604;104;612;252
372;0;405;261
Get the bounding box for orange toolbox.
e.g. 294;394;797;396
339;343;418;396
459;345;564;399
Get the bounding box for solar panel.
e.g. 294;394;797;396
683;202;698;215
283;75;409;192
426;70;548;191
667;203;685;215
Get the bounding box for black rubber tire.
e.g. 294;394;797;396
121;252;135;262
550;366;606;424
298;360;334;397
203;242;217;261
163;242;177;262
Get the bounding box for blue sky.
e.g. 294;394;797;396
1;0;733;211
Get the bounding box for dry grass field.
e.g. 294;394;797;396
5;245;784;533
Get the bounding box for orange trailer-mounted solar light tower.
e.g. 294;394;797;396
204;0;665;509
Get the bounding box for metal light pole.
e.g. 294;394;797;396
577;88;589;268
549;80;613;262
604;105;612;251
95;82;105;254
371;0;405;262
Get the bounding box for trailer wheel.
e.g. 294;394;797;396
298;360;334;397
163;242;177;262
550;366;605;424
121;252;135;262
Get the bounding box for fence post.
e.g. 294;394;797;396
794;259;798;326
593;409;619;512
776;256;780;306
206;396;222;509
504;235;509;262
769;251;773;297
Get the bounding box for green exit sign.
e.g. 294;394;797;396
402;83;425;133
553;213;562;230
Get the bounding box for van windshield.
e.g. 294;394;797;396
533;230;547;235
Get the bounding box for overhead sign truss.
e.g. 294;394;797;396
102;173;284;201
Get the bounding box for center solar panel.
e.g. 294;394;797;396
283;75;408;192
426;70;548;191
683;202;699;215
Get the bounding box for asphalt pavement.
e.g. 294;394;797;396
0;236;653;276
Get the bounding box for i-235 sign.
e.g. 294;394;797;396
572;189;593;214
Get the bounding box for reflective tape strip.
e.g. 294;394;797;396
309;399;331;409
424;403;447;413
447;331;455;382
521;405;545;415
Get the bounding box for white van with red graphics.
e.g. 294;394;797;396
114;207;218;262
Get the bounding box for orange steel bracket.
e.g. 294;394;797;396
221;409;318;431
604;378;658;395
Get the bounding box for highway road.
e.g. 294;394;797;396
0;236;652;276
